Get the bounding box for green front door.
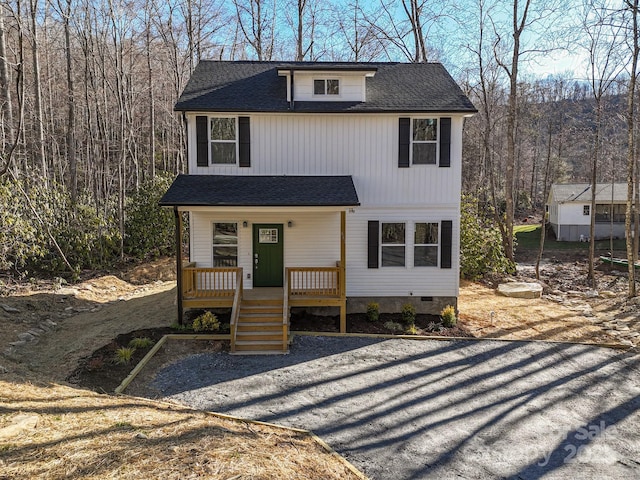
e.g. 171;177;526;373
253;224;284;287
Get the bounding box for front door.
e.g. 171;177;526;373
253;224;284;287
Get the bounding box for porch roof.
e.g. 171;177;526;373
159;174;360;207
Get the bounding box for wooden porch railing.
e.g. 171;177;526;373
182;267;240;299
287;267;342;298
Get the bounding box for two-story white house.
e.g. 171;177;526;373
160;61;476;353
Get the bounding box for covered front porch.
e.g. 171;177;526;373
160;174;359;354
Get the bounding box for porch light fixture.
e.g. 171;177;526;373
242;221;248;228
287;220;293;228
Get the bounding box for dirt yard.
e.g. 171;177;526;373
1;256;637;386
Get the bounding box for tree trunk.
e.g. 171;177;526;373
625;0;639;297
30;0;47;180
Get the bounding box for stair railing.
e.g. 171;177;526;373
283;269;290;351
230;268;243;353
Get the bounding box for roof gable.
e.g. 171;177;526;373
175;61;477;114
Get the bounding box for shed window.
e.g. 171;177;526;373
314;79;340;95
414;222;439;267
381;223;405;267
213;223;238;267
210;118;236;164
412;119;438;165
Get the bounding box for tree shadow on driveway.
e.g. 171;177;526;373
149;336;640;479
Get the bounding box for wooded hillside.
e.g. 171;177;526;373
1;0;639;288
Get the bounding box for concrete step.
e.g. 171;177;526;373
231;349;289;355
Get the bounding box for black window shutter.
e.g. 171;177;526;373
196;116;208;167
367;221;379;269
440;220;452;269
439;117;451;168
239;116;251;167
398;118;410;168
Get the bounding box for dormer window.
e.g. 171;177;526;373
314;79;340;95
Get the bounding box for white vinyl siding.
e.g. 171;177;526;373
347;207;459;297
187;113;463;207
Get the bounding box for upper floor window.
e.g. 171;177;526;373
412;119;438;165
381;223;405;267
583;205;590;216
314;79;340;95
210;117;236;164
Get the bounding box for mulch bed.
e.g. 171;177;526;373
70;312;470;394
291;311;472;337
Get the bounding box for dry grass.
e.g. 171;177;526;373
0;381;363;480
458;281;619;345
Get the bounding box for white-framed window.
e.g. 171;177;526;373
414;222;439;267
313;79;340;96
381;222;405;267
210;117;237;164
213;222;238;267
412;118;438;165
583;205;590;216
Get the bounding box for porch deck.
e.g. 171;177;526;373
180;265;346;353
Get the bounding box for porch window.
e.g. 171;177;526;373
210;117;236;164
412;119;437;165
213;223;238;266
314;79;340;95
414;222;439;267
381;223;405;267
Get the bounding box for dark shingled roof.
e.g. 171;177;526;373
159;175;360;207
174;61;477;114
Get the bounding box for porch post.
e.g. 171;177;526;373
174;207;184;325
340;210;347;333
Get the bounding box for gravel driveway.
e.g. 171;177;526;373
149;336;640;479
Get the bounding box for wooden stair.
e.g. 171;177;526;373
233;298;289;354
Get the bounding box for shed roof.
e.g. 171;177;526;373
549;183;629;203
159;175;360;207
174;61;477;114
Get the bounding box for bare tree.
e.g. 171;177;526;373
624;0;639;297
29;0;46;179
582;0;625;287
234;0;277;60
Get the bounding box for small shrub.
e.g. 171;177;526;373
401;303;416;325
170;322;189;331
128;337;154;349
192;311;220;332
114;346;135;365
441;305;457;327
405;324;418;335
383;321;404;333
366;302;380;322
